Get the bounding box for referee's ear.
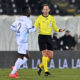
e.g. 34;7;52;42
48;7;50;13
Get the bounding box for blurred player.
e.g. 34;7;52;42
33;4;65;76
9;5;32;78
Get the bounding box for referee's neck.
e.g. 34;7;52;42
42;14;49;17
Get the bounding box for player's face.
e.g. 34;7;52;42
42;6;50;16
26;7;31;17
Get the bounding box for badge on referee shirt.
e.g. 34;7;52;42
49;23;52;27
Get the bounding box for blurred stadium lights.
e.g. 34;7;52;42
0;0;79;16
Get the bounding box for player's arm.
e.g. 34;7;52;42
52;17;65;32
26;19;36;33
28;26;36;33
10;21;17;32
33;16;40;31
28;16;40;33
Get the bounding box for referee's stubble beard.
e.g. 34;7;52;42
42;5;50;17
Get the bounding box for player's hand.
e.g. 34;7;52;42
27;29;29;33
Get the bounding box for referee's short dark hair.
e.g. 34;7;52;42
43;4;50;9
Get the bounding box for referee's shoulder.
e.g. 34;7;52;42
37;15;42;18
35;15;42;21
49;15;55;19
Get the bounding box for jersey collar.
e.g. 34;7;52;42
42;14;49;17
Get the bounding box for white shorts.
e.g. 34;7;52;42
17;43;28;55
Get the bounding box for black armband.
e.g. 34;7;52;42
59;29;61;32
32;26;34;28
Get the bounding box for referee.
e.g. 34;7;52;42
34;4;65;76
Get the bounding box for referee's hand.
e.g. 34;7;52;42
59;29;65;32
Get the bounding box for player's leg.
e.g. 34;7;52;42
25;51;30;59
20;56;28;69
9;54;24;78
21;51;30;69
19;43;29;69
9;43;28;78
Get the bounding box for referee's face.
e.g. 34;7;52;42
42;6;50;16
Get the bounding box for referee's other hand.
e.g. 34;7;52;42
59;29;65;32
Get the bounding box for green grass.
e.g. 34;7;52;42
0;68;80;80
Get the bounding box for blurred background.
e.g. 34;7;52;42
0;0;80;69
0;0;80;16
0;0;80;51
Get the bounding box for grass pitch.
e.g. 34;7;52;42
0;68;80;80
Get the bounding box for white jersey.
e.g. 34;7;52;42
11;16;32;45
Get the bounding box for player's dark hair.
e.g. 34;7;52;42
22;5;31;16
22;5;30;14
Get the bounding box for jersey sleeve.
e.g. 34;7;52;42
34;16;40;31
10;21;17;32
27;19;32;29
52;17;59;32
29;27;36;33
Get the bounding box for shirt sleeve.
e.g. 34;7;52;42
27;19;32;29
29;27;36;33
52;17;59;32
10;21;17;32
34;17;40;31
